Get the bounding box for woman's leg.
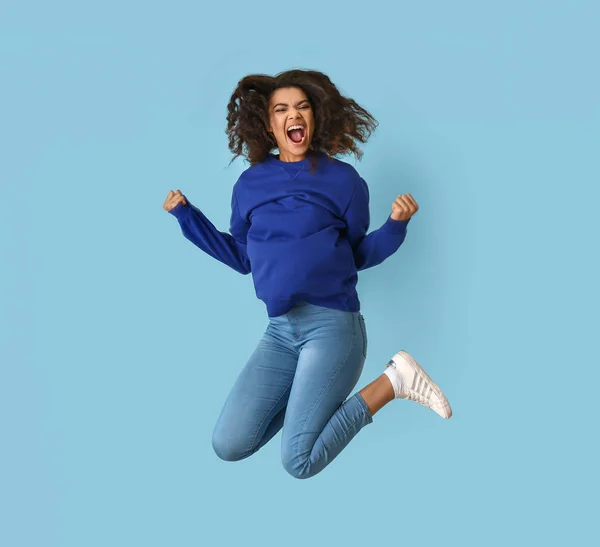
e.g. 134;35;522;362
358;375;395;415
212;321;298;461
280;307;373;479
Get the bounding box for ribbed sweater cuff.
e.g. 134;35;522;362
381;215;410;234
169;202;192;222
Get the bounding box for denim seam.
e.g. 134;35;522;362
358;314;367;358
354;392;374;423
289;315;301;340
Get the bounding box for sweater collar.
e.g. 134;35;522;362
266;151;322;179
267;152;313;165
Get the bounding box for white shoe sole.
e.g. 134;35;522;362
394;351;453;419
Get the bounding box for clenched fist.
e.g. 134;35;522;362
391;193;419;221
163;190;187;212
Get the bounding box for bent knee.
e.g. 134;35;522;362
281;456;315;480
211;430;249;462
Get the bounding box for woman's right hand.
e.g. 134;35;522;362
163;189;187;212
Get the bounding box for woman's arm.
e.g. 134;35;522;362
169;187;251;275
343;175;410;271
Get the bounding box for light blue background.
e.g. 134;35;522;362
2;1;598;546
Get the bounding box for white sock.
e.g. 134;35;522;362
384;366;403;398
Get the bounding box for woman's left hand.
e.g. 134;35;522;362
391;193;419;221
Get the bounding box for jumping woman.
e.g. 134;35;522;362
163;69;452;480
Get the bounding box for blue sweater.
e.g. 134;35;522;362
169;151;410;317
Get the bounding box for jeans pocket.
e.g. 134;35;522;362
358;314;368;358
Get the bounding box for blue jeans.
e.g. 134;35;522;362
212;301;374;479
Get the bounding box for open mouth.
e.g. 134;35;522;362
286;124;306;145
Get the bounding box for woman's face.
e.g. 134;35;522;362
268;86;314;162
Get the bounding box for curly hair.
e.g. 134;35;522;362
225;69;378;166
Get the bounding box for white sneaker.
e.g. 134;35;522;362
386;351;452;419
